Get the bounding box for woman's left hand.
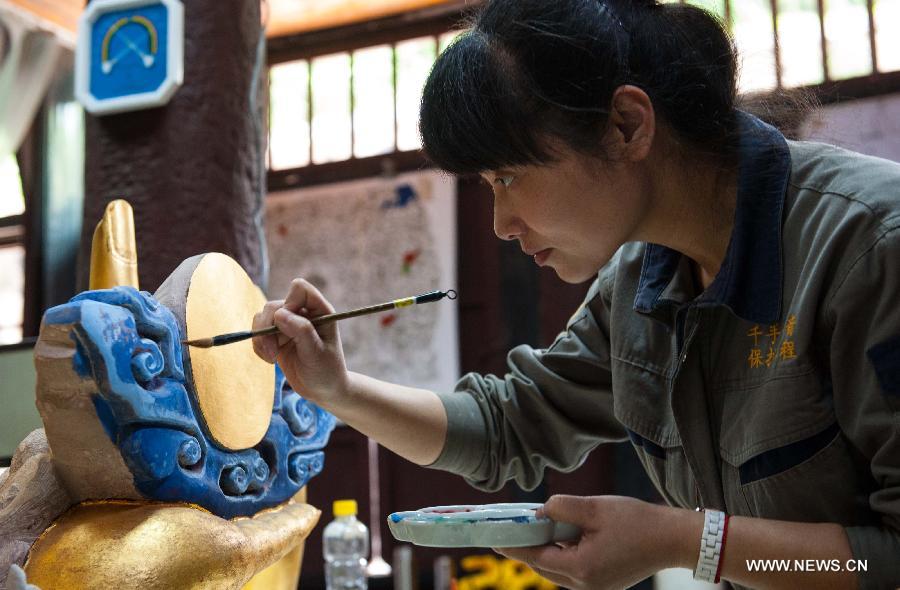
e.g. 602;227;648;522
495;495;690;590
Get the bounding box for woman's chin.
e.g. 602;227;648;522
550;262;598;285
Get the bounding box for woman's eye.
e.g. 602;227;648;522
495;176;515;188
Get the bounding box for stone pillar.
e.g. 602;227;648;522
79;0;268;292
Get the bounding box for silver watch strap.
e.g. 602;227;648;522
693;509;726;583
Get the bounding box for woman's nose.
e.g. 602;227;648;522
493;199;523;241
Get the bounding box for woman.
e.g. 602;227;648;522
254;1;900;588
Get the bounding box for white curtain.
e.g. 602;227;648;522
0;3;65;155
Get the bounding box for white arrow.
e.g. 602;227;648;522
118;32;155;68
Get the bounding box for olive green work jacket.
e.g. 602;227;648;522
431;113;900;589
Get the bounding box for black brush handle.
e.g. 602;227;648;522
196;289;458;348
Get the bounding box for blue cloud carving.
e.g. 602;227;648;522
43;286;335;519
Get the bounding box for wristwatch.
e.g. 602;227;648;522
694;509;729;583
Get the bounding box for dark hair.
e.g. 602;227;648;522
419;0;739;174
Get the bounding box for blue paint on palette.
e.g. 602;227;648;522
43;287;335;519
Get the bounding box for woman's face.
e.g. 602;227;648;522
482;145;652;284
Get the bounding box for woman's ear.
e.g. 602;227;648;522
605;85;656;162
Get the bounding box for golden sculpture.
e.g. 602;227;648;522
89;199;140;290
3;200;320;590
25;497;317;589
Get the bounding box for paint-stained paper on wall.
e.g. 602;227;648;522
266;170;459;393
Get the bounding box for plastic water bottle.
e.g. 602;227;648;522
324;499;369;590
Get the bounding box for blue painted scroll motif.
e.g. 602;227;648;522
43;286;335;519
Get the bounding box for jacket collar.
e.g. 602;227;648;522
633;111;791;324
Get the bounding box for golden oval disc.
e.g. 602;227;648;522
186;253;274;450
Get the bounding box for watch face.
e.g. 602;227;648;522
90;4;168;100
76;0;183;115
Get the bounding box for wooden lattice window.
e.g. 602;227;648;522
266;0;900;183
0;155;26;344
670;0;900;90
268;30;460;172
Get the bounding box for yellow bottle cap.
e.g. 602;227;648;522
333;499;358;517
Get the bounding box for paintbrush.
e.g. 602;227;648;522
182;289;458;348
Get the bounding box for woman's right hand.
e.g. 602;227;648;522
252;278;349;408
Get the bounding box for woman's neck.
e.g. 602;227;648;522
642;148;738;290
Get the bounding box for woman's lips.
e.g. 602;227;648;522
533;248;552;266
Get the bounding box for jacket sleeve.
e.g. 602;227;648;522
827;227;900;590
427;269;626;492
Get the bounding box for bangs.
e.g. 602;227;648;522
419;31;557;175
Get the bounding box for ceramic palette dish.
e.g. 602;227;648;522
387;503;582;548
